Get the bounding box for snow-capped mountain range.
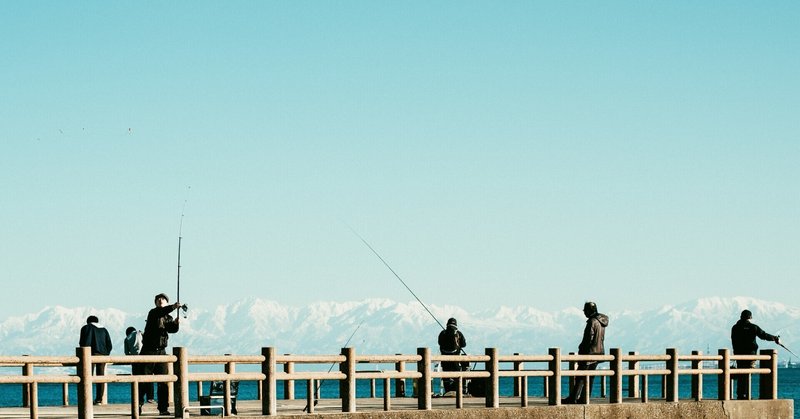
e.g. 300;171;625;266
1;297;798;362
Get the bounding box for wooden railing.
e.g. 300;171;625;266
0;346;780;418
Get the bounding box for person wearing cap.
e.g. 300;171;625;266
140;293;182;415
731;309;780;400
79;315;113;405
562;301;609;404
437;317;467;394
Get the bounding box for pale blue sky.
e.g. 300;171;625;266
1;2;798;320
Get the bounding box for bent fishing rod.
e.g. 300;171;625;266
345;224;468;359
303;320;364;412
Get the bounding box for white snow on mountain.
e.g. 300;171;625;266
1;297;798;362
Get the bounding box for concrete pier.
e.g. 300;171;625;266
0;397;792;418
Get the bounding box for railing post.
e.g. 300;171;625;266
28;381;38;419
283;357;294;400
600;375;606;398
395;354;406;397
131;377;140;419
548;347;561;406
306;379;315;414
224;356;235;416
456;376;463;408
760;349;778;400
262;347;277;415
543;375;549;398
666;348;678;402
513;352;522;397
718;349;730;401
341;347;356;413
641;374;649;403
417;347;431;410
627;351;639;398
63;383;70;406
383;378;391;410
22;356;32;408
691;350;702;401
167;360;174;406
485;347;499;408
173;347;189;418
610;348;622;403
568;351;576;392
76;346;93;419
517;352;528;407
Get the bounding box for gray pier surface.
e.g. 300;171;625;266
0;397;793;418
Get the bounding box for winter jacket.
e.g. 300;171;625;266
578;313;609;355
438;325;466;355
124;330;143;355
731;319;777;355
79;323;113;356
142;306;179;351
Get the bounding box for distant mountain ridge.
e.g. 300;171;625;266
1;297;798;361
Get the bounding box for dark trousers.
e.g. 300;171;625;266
735;359;756;399
93;363;106;403
141;348;169;411
132;363;154;403
567;361;598;402
441;360;467;393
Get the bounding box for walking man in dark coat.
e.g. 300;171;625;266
731;309;780;400
563;301;609;404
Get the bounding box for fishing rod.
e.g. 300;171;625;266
177;187;190;318
777;340;799;358
345;224;446;331
303;320;364;412
345;224;472;366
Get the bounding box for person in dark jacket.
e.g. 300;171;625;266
140;293;182;416
79;315;113;405
437;317;467;393
731;309;780;400
562;301;609;404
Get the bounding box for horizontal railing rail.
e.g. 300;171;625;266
0;346;780;418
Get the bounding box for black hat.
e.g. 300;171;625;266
741;309;752;320
583;301;597;315
86;315;99;324
126;326;136;335
447;317;457;327
155;293;169;302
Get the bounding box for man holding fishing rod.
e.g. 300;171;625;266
731;309;781;400
438;317;467;395
140;293;183;416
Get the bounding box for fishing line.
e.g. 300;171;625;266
303;320;365;412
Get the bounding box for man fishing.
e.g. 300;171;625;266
140;293;183;416
731;309;780;400
438;317;467;394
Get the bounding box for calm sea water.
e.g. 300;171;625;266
2;369;798;417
